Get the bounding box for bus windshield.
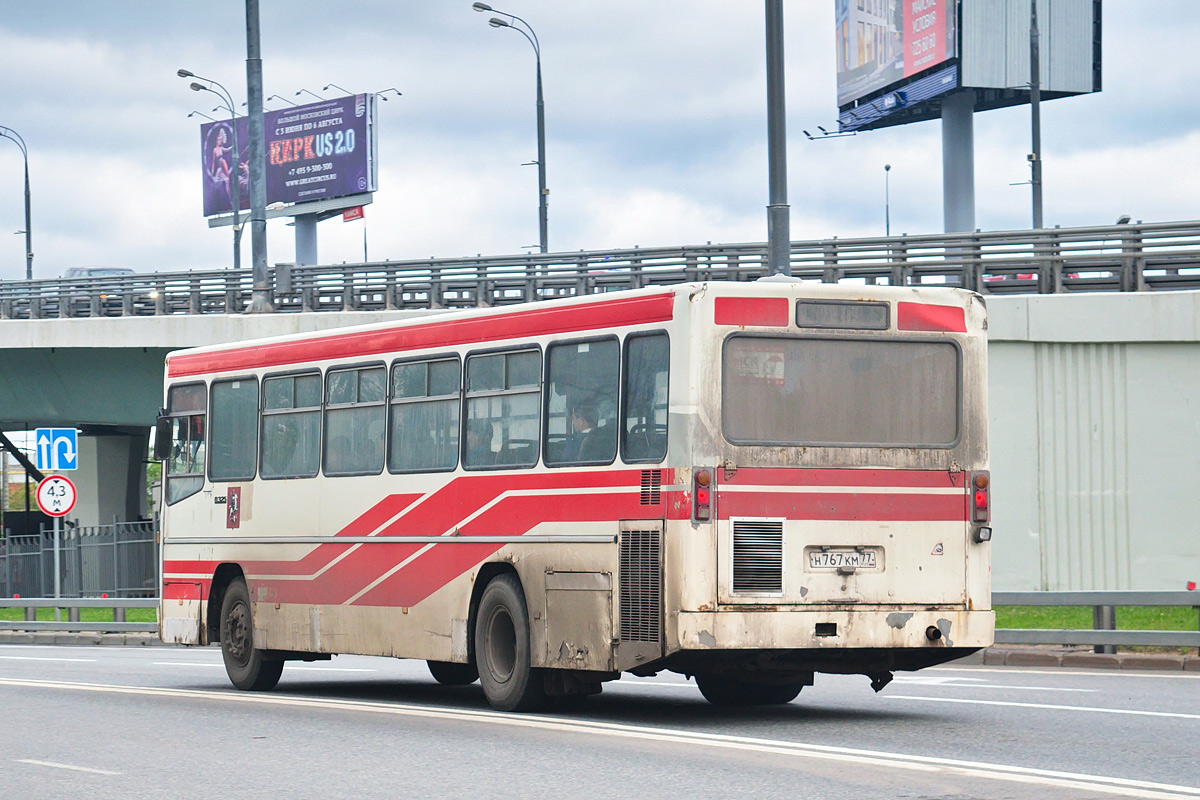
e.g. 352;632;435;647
722;335;960;447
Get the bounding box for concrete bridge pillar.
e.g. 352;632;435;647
71;427;149;527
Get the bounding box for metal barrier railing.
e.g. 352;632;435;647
993;590;1200;653
0;597;157;633
2;221;1199;320
1;591;1196;645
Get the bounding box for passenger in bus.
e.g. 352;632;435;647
465;419;495;466
572;402;615;462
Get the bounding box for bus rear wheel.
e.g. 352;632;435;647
694;674;803;706
428;660;479;686
475;573;545;712
220;578;283;691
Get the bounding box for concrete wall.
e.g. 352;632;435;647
987;291;1200;590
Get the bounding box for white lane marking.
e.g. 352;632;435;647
2;678;1198;800
0;656;96;663
152;661;374;673
930;667;1200;681
17;759;121;776
892;676;1096;692
888;694;1200;720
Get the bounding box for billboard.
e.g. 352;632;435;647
835;0;957;108
200;93;377;217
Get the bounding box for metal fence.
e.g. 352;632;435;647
0;520;158;599
2;221;1200;320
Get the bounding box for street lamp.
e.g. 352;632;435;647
178;69;243;272
0;126;33;280
474;2;548;253
884;164;892;237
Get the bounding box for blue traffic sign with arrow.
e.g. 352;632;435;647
35;428;78;472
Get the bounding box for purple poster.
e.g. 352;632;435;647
200;94;376;217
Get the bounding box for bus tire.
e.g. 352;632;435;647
220;578;284;691
475;573;545;712
428;660;479;686
695;674;803;706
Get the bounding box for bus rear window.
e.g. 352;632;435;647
722;336;960;447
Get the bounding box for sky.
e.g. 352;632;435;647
0;1;1197;280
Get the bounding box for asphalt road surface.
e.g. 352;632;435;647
1;644;1197;799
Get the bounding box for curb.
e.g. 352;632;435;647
0;631;166;647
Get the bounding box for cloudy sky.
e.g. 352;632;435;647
0;2;1196;280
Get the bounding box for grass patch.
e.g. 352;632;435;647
0;607;157;623
996;605;1198;631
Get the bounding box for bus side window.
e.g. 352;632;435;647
621;332;669;463
324;365;386;476
389;357;461;473
209;378;260;482
164;382;207;505
261;372;321;479
464;349;541;469
545;337;618;467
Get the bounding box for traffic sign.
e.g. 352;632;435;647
35;427;78;472
36;474;77;517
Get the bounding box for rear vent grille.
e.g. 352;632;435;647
732;518;784;593
619;524;662;642
640;470;662;505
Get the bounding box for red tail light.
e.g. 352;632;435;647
971;471;990;523
693;468;713;521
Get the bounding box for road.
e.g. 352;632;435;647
0;644;1197;799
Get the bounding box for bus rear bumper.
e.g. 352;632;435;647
675;608;994;653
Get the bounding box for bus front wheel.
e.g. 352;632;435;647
220;578;283;691
694;674;803;706
475;573;545;711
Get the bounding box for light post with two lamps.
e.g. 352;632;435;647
473;2;548;254
178;69;244;273
0;126;33;280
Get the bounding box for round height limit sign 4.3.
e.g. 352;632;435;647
36;475;77;517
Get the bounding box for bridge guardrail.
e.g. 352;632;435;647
993;590;1200;653
2;221;1200;319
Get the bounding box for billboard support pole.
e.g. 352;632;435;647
295;214;318;266
1029;0;1044;230
941;90;976;234
245;0;274;313
764;0;790;276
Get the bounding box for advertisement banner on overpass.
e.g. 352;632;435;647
199;93;377;217
835;0;957;108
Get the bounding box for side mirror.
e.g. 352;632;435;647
154;416;172;461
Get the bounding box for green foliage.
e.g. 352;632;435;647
0;607;157;623
996;605;1197;631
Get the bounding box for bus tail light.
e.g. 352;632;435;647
693;468;714;521
971;471;990;523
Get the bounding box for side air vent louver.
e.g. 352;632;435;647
640;470;662;505
732;518;784;593
619;524;662;643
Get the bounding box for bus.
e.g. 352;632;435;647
157;279;992;711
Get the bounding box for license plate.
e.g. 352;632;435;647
808;549;878;570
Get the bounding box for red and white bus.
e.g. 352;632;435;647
157;279;993;710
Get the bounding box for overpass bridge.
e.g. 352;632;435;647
2;222;1199;592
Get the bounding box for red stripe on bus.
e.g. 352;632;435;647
717;490;967;521
897;301;967;333
722;467;965;488
167;293;675;377
162;581;203;601
713;297;790;327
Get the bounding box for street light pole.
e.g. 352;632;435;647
0;126;33;279
179;70;243;273
1029;0;1044;230
245;0;273;312
765;0;791;276
474;3;549;254
884;164;892;237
